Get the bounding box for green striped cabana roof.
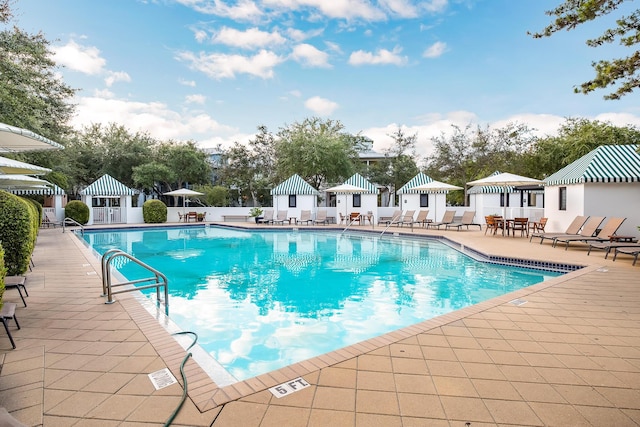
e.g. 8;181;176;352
80;174;138;196
10;182;65;195
271;174;318;195
344;173;378;194
397;172;434;194
544;144;640;186
467;171;516;194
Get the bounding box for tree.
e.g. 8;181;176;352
0;0;76;139
531;0;640;99
368;128;419;206
275;117;359;190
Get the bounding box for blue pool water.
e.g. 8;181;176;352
82;226;561;383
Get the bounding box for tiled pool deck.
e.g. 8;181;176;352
0;223;638;426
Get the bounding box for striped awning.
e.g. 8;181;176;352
10;183;65;195
397;172;434;194
468;171;515;194
544;144;640;186
271;174;318;195
344;173;378;194
80;174;138;196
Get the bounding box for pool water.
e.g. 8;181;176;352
82;226;561;383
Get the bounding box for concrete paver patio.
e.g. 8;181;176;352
0;224;638;426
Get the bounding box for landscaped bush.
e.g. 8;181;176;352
143;199;167;223
0;191;37;275
23;198;43;228
65;200;90;225
0;242;6;311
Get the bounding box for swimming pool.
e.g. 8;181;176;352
82;225;562;384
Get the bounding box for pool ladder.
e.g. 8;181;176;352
101;249;169;314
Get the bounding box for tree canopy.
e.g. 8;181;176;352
531;0;640;99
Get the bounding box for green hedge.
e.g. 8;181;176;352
0;191;37;275
0;243;6;311
143;199;167;223
65;200;90;225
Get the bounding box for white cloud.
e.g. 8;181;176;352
421;0;448;13
380;0;419;18
324;41;342;53
179;78;197;87
262;0;386;20
176;49;284;79
175;0;264;22
348;46;408;66
185;94;207;104
286;27;324;42
193;29;208;43
291;44;331;67
289;90;302;97
105;71;131;87
423;41;447;58
212;27;287;49
52;40;106;75
304;96;338;115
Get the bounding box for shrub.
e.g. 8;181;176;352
0;243;6;311
65;200;90;225
143;199;167;223
0;191;37;275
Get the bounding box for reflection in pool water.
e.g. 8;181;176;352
83;226;561;383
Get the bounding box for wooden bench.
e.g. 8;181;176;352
222;215;250;222
1;302;20;349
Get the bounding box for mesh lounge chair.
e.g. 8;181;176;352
398;210;415;227
553;217;626;250
313;209;329;225
273;210;288;225
412;210;431;227
378;210;402;226
588;241;639;258
0;302;20;349
257;210;274;224
297;210;313;225
427;210;456;229
43;211;62;228
530;215;588;244
548;216;606;248
445;211;482;231
4;276;27;307
613;245;640;265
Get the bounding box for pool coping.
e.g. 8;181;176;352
72;223;594;413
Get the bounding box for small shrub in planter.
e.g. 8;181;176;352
143;199;167;223
65;200;90;225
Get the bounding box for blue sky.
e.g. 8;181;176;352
12;0;640;158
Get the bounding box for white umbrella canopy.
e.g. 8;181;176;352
163;188;204;217
0;174;52;189
467;172;544;218
0;156;51;175
0;122;64;152
325;184;369;220
411;180;463;221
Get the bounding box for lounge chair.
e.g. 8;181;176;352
412;210;431;227
445;211;482;231
553;217;626;250
378;210;402;226
257;210;274;224
297;210;313;225
0;302;20;349
587;241;640;258
549;216;607;248
43;211;62;228
427;210;456;229
4;276;27;307
398;210;415;227
313;209;329;225
613;245;640;266
530;215;588;244
273;210;288;225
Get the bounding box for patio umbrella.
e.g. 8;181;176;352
0;156;51;175
325;184;369;222
163;188;204;217
0;174;52;189
467;172;543;218
0;122;64;152
411;180;463;221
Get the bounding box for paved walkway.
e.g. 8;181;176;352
0;224;638;426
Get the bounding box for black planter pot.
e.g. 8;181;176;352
255;217;263;223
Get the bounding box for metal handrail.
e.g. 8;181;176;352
380;214;403;236
101;249;169;314
62;217;84;234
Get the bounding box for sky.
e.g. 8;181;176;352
10;0;640;159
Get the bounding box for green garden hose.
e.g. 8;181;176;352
164;331;198;427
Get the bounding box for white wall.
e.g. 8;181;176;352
398;193;447;222
544;184;586;233
272;194;316;218
584;182;640;236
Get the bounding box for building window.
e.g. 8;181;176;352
353;194;361;207
559;187;567;211
500;193;509;207
288;195;296;208
420;193;429;207
528;193;537;207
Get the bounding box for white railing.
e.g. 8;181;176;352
92;207;123;224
